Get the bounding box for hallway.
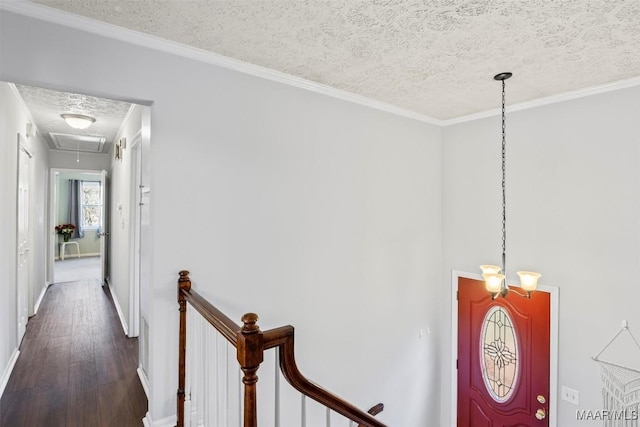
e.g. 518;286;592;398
0;279;147;426
54;256;101;284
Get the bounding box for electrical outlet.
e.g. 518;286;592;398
562;386;579;405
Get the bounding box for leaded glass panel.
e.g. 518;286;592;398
480;306;519;402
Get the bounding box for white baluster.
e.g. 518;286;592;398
208;317;213;427
224;340;229;427
204;322;211;427
325;407;330;427
215;331;220;427
226;340;239;427
197;314;205;427
301;395;307;427
275;352;280;427
191;310;200;426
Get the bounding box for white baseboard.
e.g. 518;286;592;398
137;366;150;399
33;282;50;314
55;252;101;261
107;279;129;336
0;349;20;398
142;412;175;427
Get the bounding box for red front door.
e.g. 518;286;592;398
457;277;550;426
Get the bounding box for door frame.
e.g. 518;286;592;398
128;132;143;338
99;170;109;287
47;167;108;285
450;270;559;426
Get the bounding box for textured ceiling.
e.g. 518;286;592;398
29;0;640;120
16;84;131;154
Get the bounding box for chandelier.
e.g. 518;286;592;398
480;72;541;299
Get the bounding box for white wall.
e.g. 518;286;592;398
0;9;443;426
109;105;143;335
441;87;640;425
49;149;111;171
0;81;50;390
0;82;20;392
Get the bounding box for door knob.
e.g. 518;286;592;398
537;395;546;404
535;408;546;420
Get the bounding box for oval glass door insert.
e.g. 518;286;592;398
480;306;519;402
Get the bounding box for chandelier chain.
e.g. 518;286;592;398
481;72;540;298
501;79;507;274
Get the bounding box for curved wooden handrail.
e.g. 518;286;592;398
177;270;386;427
178;270;240;344
359;403;385;427
263;326;387;427
367;403;385;417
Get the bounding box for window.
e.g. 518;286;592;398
81;181;102;229
480;306;519;402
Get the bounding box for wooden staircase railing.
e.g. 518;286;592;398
177;270;386;427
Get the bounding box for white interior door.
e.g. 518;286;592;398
17;139;32;343
99;170;110;286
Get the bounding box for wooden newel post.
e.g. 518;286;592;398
237;313;264;427
177;270;191;427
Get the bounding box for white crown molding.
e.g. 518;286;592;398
114;104;139;145
0;1;444;127
442;76;640;126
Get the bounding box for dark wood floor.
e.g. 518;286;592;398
0;279;147;426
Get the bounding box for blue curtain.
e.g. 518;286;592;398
69;180;84;239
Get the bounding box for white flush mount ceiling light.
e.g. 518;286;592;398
480;72;541;300
60;113;96;129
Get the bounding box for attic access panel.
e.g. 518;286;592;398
49;132;107;153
